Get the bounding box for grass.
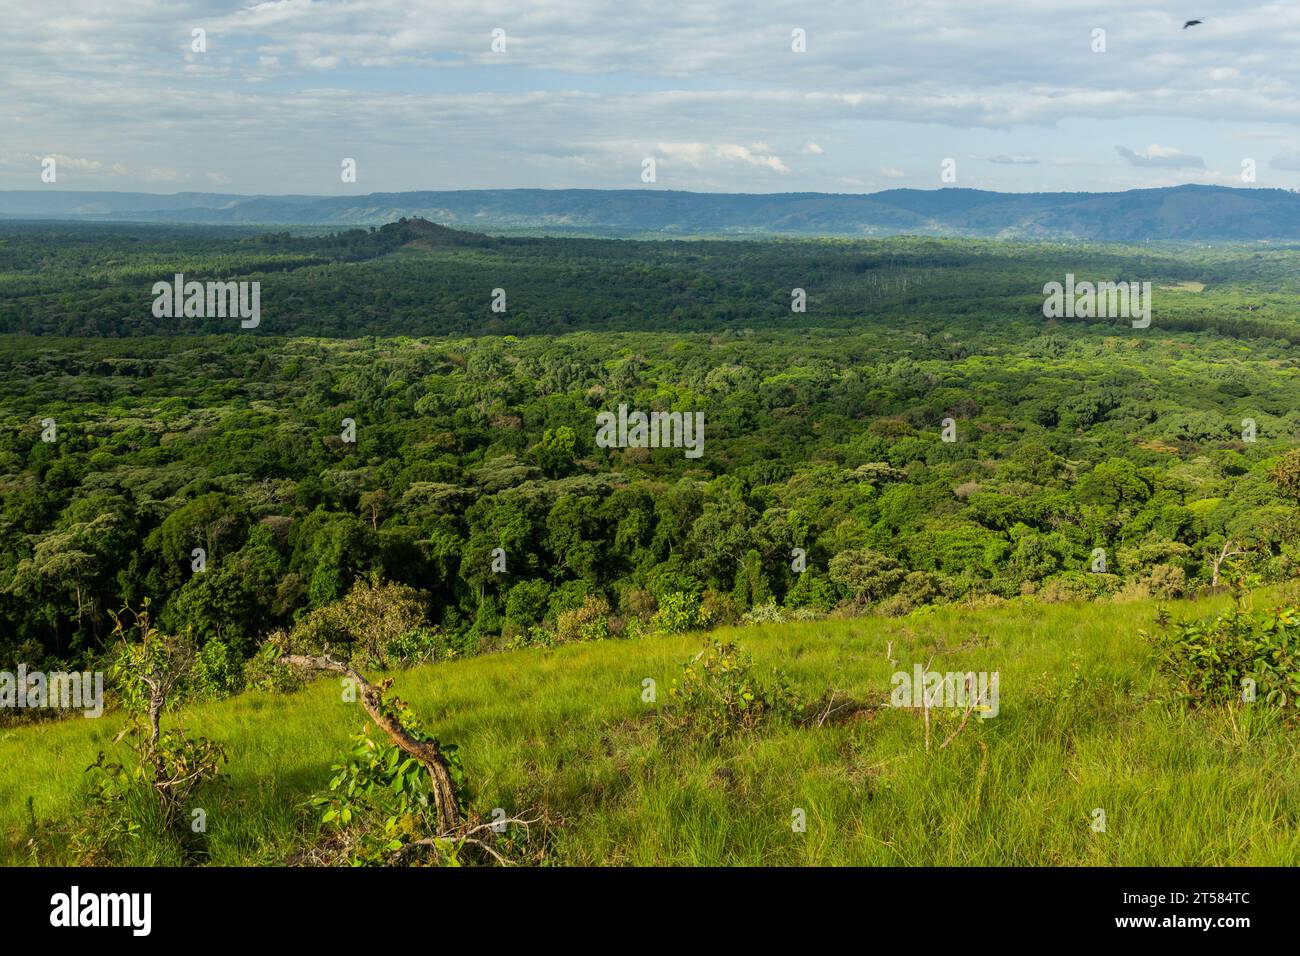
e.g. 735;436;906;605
3;586;1299;866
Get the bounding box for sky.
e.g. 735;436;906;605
3;0;1300;195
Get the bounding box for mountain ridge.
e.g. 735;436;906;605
2;184;1298;240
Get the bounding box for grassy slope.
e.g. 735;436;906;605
3;588;1299;866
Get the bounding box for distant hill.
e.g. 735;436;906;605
2;184;1299;240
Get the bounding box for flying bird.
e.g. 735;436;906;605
1183;19;1203;29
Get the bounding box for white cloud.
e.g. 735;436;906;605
657;142;790;174
0;0;1293;192
1115;144;1206;168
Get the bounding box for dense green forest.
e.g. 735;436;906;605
3;219;1300;685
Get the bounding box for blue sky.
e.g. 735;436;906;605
4;0;1300;194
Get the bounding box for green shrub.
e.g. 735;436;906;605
783;570;838;612
243;632;305;694
547;579;592;618
188;639;245;701
661;641;801;744
741;599;787;624
828;548;906;604
555;596;610;643
290;575;434;668
308;687;469;866
385;625;454;665
73;605;227;864
699;589;740;627
1145;563;1188;600
619;587;657;620
504;579;553;638
651;591;703;634
1147;602;1300;709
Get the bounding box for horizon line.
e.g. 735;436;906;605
0;183;1290;201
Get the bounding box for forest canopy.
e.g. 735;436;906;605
2;221;1299;679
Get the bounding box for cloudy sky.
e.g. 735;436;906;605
4;0;1300;195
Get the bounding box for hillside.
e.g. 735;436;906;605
4;589;1298;866
4;185;1300;240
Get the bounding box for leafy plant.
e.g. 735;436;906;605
661;640;801;744
72;604;226;863
187;639;245;700
307;684;469;865
1146;600;1300;710
651;591;703;634
555;595;610;642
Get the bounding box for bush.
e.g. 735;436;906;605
73;605;226;864
385;625;454;664
309;723;463;866
660;641;801;744
187;640;245;701
741;599;791;624
504;579;552;639
547;579;592;619
699;589;740;627
828;548;906;604
1269;449;1300;503
620;587;657;619
306;685;479;866
73;729;226;865
651;591;703;634
243;632;305;693
879;571;944;616
1146;563;1187;599
555;596;610;643
783;570;838;612
1038;571;1114;603
1147;602;1300;709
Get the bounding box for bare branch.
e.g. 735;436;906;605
396;816;540;866
939;674;978;750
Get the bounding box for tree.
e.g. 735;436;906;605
1271;450;1300;504
530;425;578;478
828;548;906;604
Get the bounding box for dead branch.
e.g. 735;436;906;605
939;674;978;750
1209;540;1247;588
921;654;934;752
816;690;840;727
397;815;540;866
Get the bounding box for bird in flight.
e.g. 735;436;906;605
1183;19;1203;29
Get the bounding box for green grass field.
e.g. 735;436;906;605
4;587;1299;866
